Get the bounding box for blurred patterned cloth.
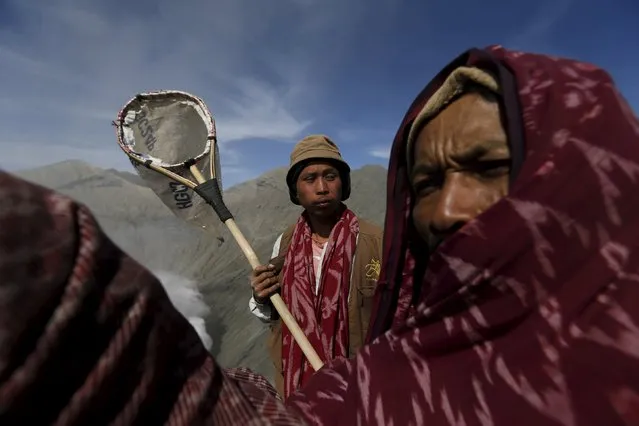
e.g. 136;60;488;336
0;169;301;425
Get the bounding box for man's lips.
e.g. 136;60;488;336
313;199;334;207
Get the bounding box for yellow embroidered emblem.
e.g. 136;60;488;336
365;258;381;281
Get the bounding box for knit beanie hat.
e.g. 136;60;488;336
285;134;351;205
406;66;500;173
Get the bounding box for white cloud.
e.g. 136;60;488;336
334;127;394;161
368;146;391;160
215;77;312;142
0;0;372;178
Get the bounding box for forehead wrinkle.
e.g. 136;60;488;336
413;93;507;173
418;98;473;169
416;124;445;171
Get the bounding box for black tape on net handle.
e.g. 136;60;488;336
185;156;233;223
194;179;233;222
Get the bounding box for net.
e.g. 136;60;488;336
114;90;223;233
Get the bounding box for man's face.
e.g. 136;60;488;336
410;90;510;251
296;161;343;217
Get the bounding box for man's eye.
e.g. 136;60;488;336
325;174;336;180
471;159;511;178
413;179;437;197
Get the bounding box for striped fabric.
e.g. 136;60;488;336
0;170;304;425
280;207;358;398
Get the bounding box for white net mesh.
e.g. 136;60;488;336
115;91;225;234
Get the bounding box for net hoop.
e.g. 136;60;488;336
115;90;216;170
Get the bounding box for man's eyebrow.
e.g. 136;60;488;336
450;141;510;163
410;163;436;181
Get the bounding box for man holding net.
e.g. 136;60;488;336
247;134;384;399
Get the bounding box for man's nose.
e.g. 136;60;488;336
315;178;329;194
429;173;477;237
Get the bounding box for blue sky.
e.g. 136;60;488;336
0;0;637;188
